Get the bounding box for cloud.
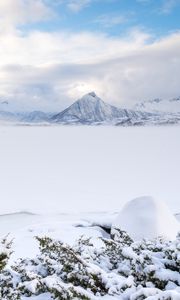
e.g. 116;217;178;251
0;1;179;111
0;29;150;66
0;28;150;110
0;0;54;33
94;14;128;28
66;0;92;12
137;0;180;15
0;25;180;112
159;0;180;14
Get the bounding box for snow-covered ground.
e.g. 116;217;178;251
0;211;115;261
0;125;179;299
0;208;179;262
0;125;179;253
0;125;180;214
0;209;180;300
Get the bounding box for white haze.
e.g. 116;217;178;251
0;126;179;215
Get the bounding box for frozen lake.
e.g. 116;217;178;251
0;125;180;214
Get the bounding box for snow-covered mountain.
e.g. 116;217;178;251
135;96;180;114
51;92;152;125
0;92;180;125
20;111;52;123
133;96;180;125
0;111;18;122
0;110;51;124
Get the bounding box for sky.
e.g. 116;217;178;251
0;0;180;111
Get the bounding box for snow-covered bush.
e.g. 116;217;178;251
12;230;180;299
0;236;20;300
13;236;109;299
0;229;180;299
0;235;12;271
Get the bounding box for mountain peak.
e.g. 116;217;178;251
87;91;97;98
52;92;127;123
79;91;100;103
75;91;103;108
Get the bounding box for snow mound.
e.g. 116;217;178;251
111;196;180;241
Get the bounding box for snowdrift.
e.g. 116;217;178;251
111;196;180;240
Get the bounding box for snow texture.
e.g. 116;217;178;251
0;126;180;215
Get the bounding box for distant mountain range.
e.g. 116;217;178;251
135;97;180;113
0;92;180;125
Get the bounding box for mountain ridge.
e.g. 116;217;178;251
51;92;154;125
135;96;180;114
0;92;180;125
